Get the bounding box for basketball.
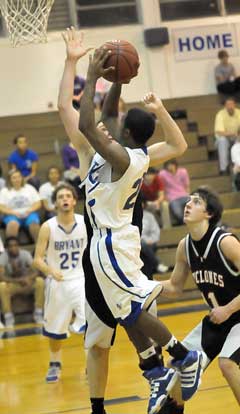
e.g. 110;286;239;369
100;40;140;83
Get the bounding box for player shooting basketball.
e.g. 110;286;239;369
59;27;204;414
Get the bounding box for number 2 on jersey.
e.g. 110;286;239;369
123;178;142;210
60;251;80;269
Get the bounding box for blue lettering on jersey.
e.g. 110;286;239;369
54;239;84;251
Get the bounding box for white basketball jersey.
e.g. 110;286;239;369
46;214;87;280
85;147;149;230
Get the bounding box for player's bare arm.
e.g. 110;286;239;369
210;235;240;324
101;83;122;138
79;48;130;176
33;222;63;281
58;27;94;180
160;239;190;297
144;93;188;166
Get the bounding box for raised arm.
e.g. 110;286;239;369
58;27;94;180
143;93;188;166
79;49;130;176
100;83;122;138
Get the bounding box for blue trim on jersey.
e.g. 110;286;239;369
105;229;133;288
42;327;68;340
88;181;100;194
96;239;151;299
141;146;148;155
118;300;143;326
58;222;77;235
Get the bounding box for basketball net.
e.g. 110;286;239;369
0;0;55;47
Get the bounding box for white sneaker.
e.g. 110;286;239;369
157;263;169;274
4;312;15;328
0;321;5;329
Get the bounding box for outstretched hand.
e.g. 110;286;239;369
62;27;92;61
142;92;163;112
87;48;115;80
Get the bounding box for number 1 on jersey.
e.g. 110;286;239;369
208;292;219;308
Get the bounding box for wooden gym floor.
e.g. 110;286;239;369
0;299;239;414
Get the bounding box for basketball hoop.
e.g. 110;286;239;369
0;0;55;47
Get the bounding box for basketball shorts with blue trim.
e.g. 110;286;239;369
90;227;163;326
43;277;85;339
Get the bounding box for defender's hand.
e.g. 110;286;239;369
62;27;92;62
210;306;231;324
143;92;163;113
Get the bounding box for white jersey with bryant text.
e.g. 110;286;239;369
46;214;87;281
85;147;149;230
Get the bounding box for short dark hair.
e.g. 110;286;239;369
124;108;155;145
52;183;78;203
13;134;26;145
164;158;178;169
218;50;228;60
147;167;158;174
224;96;236;104
192;186;223;226
47;166;61;177
5;236;19;247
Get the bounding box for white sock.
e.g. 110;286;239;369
139;345;156;359
50;350;61;363
164;335;177;350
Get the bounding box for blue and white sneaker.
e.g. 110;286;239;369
172;350;203;401
143;366;179;414
46;362;61;383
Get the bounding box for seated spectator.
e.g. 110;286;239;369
231;135;240;190
215;97;240;174
159;159;190;225
0;237;44;327
215;50;240;96
140;197;168;279
61;141;82;198
73;72;85;110
39;166;63;220
0;170;41;242
141;167;171;228
8;134;40;190
0;164;6;191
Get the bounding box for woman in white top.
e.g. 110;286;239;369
39;166;63;220
0;170;41;242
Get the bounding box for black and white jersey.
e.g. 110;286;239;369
185;226;240;323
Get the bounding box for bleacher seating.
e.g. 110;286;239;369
0;93;239;312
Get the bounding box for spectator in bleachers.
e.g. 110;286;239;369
141;197;168;279
39;166;63;220
215;50;240;97
231;134;240;191
0;236;44;327
73;72;85;110
159;159;190;225
214;97;240;175
61;141;81;198
8;134;40;190
141;167;171;228
0;170;41;242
